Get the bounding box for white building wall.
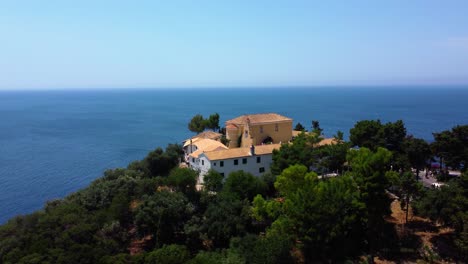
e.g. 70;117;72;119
184;144;198;154
188;157;198;170
198;153;273;183
188;155;213;183
197;156;213;183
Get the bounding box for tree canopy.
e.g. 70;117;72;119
188;114;206;133
2;120;467;263
206;113;220;132
294;122;306;131
254;164;367;261
404;136;431;175
349;119;406;152
188;113;221;133
432;125;468;171
222;170;267;201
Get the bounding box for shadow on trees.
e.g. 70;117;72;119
430;232;463;261
376;221;423;262
406;220;439;233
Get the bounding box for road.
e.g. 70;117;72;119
416;170;438;188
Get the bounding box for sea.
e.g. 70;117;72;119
1;87;468;223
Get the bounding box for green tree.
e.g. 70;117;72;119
186;251;227;264
99;253;134;264
260;172;277;197
203;169;224;192
271;132;321;175
349;120;384;150
127;160;151;178
144;148;173;177
17;253;47;264
350;120;408;171
206;113;220;131
70;169;138;211
222;170;266;201
167;167;198;195
312;120;323;134
135;191;193;247
414;173;468;257
455;217;468;260
382;120;406;152
294;122;306;131
188;114;206;133
274;164;317;196
315;140;350;174
414;185;456;225
108;192;133;226
398;171;423;223
143;144;183;177
220;134;230;147
333;130;344;141
403;136;431;176
165;143;184;162
146;244;190;264
346;147;394;254
432;125;468;171
250;233;293;264
228;233;293;264
201;194;251;248
253;164;366;261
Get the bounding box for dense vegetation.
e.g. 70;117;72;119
188;113;220;133
0;121;467;263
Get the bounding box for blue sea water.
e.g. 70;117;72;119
1;87;468;223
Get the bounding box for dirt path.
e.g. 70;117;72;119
376;200;457;263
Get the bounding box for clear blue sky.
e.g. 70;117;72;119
1;0;468;89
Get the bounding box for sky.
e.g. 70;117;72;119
1;0;468;90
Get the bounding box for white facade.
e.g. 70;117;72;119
188;155;210;181
188;155;204;174
190;152;274;183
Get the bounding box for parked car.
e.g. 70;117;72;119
431;182;445;188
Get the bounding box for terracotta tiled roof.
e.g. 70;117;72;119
225;113;292;125
203;144;281;160
190;146;227;158
183;137;201;147
203;148;250;161
226;123;238;129
255;144;282;155
185;138;228;152
317;138;339;146
292;130;309;137
184;131;222;147
191;131;222;140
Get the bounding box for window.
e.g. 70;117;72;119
202;160;204;165
220;161;224;167
213;162;216;166
234;159;239;165
260;126;263;133
259;167;265;173
256;156;261;163
242;158;247;164
220;173;225;177
275;124;279;132
192;158;195;162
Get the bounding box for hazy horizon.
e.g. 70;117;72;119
1;85;468;92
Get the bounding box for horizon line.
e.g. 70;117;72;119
1;84;468;92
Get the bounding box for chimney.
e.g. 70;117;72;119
250;145;255;155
